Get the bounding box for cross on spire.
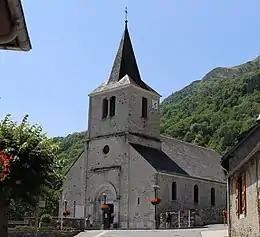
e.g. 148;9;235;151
125;6;128;24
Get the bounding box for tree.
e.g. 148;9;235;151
0;114;63;237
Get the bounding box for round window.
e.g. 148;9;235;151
103;145;110;154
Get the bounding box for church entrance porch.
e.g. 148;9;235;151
88;182;119;229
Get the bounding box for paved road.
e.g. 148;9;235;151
76;225;228;237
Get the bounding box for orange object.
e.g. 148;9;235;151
100;204;109;209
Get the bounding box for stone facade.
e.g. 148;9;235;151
222;123;260;237
228;152;260;237
157;172;226;213
60;22;226;229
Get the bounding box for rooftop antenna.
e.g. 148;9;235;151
125;6;128;24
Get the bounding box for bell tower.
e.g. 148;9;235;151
88;19;161;142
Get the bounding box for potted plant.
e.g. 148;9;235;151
63;209;71;217
150;197;161;205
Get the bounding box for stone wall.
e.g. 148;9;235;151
157;172;227;213
8;229;81;237
229;154;260;237
158;207;225;229
24;217;86;230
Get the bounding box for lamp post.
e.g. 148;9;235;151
101;193;107;230
152;185;160;229
64;200;68;211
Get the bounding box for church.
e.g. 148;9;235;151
60;20;226;229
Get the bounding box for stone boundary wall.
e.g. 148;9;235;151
24;217;86;230
159;207;225;229
8;229;81;237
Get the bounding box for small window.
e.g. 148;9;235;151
171;182;177;200
236;172;246;217
103;145;110;154
102;98;108;118
137;197;140;205
211;188;215;206
109;96;116;117
194;185;199;204
142;97;148;118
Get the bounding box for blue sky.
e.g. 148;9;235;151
1;0;260;137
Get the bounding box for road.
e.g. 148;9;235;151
75;224;228;237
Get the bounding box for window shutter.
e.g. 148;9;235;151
235;174;239;217
242;172;246;214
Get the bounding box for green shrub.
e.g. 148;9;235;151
40;214;52;223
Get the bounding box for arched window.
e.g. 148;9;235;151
109;96;116;117
102;98;108;118
141;97;148;118
194;185;199;204
137;197;140;205
211;188;216;206
171;182;177;200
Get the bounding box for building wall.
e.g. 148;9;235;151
128;145;157;229
85;135;130;228
88;88;129;139
88;86;161;143
60;152;86;218
157;173;226;213
229;153;260;237
128;86;160;140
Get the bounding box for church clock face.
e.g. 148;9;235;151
152;99;159;110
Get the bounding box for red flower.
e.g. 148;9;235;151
0;149;13;182
150;197;161;205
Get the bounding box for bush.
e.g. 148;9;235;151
40;214;52;224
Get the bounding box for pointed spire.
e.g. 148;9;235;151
108;16;142;85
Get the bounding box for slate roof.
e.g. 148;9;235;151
130;143;188;175
89;22;159;96
221;122;260;163
130;135;225;183
107;22;157;94
160;135;225;182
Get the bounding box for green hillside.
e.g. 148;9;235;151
54;131;87;172
56;56;260;169
160;56;260;154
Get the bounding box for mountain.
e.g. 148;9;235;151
54;131;87;173
160;56;260;154
56;56;260;170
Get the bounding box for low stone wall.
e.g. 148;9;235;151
24;217;86;230
159;207;225;229
8;229;81;237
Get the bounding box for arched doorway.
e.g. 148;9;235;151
89;182;118;227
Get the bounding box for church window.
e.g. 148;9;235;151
141;97;148;118
211;188;216;206
102;98;108;118
109;96;116;117
103;145;110;154
171;182;177;200
194;185;199;204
